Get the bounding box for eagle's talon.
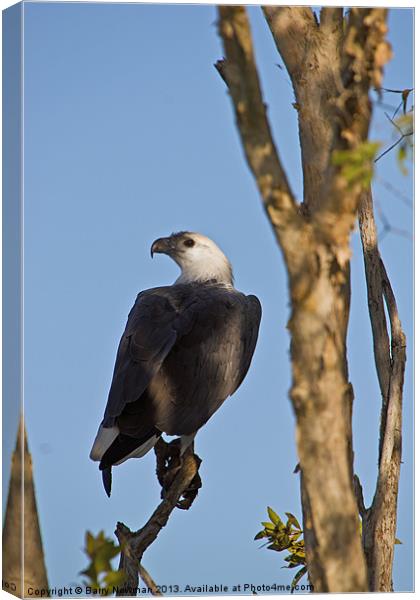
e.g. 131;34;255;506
155;438;202;508
155;437;183;493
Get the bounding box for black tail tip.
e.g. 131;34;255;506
102;467;112;497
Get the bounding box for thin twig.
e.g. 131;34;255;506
380;87;414;118
375;203;412;241
138;564;163;596
378;226;412;243
374;130;413;163
381;87;413;94
376;177;412;209
384;112;405;136
391;100;404;120
374;99;400;112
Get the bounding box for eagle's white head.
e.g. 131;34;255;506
151;231;233;286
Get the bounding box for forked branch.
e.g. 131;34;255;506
215;6;307;281
358;188;406;591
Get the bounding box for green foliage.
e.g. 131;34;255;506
332;141;381;189
255;508;402;593
254;508;307;593
80;531;126;594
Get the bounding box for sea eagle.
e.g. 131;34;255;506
90;232;262;496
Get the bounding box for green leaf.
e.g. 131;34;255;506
291;567;307;594
279;542;294;552
395;538;403;545
397;145;408;175
285;512;301;531
267;543;281;552
103;570;127;587
80;562;98;579
267;507;282;526
331;142;381;189
81;530;123;592
85;531;96;556
255;507;307;591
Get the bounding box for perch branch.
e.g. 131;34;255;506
115;441;201;596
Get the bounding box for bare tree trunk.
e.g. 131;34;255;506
216;6;394;592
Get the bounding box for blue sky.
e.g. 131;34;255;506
3;3;413;594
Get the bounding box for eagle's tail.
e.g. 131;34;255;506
102;467;112;497
99;429;160;496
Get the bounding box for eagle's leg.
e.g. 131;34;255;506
155;437;182;491
176;457;202;510
154;437;202;509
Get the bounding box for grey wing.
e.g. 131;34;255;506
102;288;196;425
230;294;262;394
154;292;262;435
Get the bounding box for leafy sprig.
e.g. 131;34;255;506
254;508;307;592
80;531;126;594
332;141;381;189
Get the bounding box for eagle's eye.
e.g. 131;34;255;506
183;239;195;248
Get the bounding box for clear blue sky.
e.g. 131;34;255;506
3;3;413;594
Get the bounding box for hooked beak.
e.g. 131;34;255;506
150;237;173;258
